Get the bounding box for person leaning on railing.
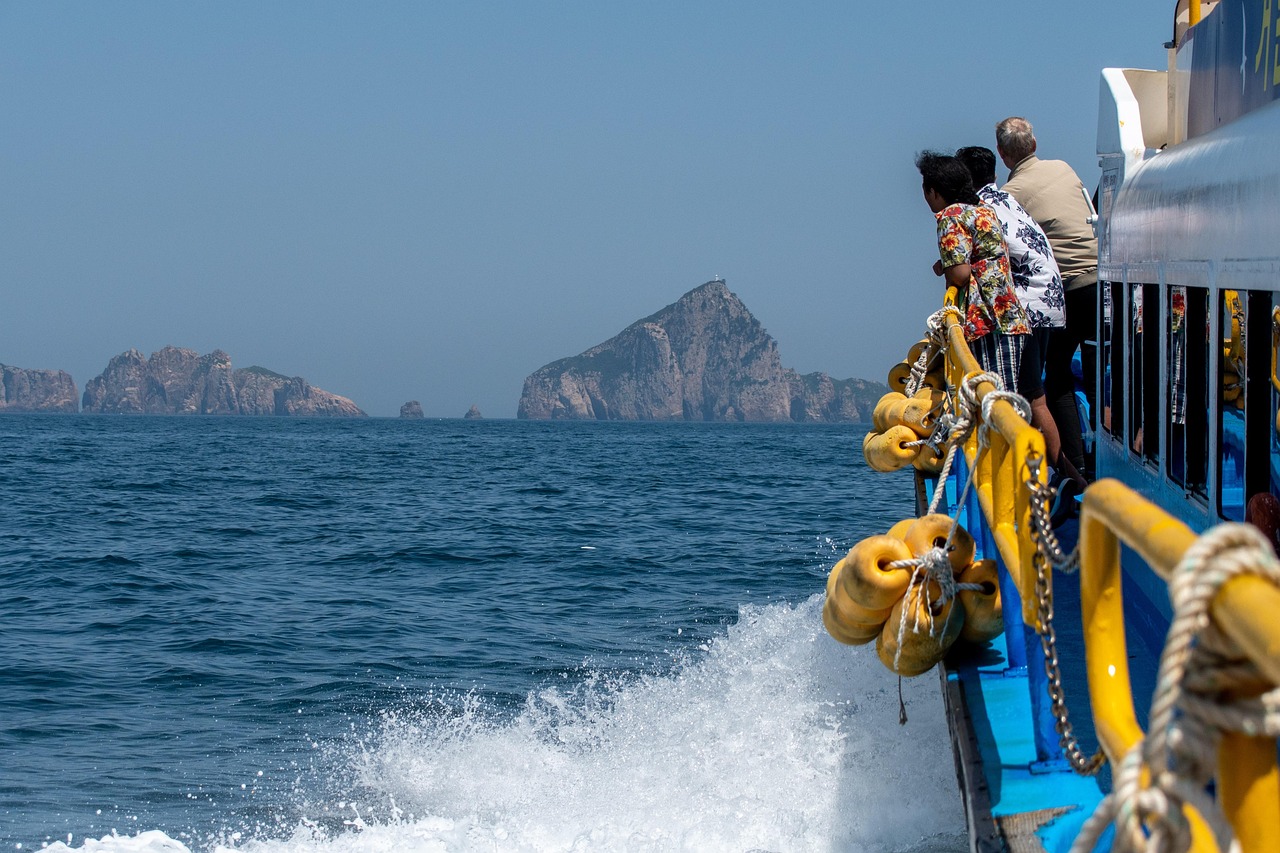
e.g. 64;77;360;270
916;151;1031;398
996;117;1098;487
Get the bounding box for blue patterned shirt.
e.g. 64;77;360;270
978;183;1066;328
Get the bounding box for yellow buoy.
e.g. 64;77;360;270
913;386;946;406
921;369;947;391
827;561;894;627
906;338;934;367
902;514;975;575
836;535;914;611
863;425;919;472
872;392;909;432
823;599;882;645
823;563;893;646
876;583;964;676
886;519;914;540
912;442;945;475
887;362;912;394
957;560;1003;643
896;396;937;437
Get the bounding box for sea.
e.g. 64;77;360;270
0;416;967;853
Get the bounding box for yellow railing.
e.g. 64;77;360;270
1078;480;1280;853
931;295;1280;852
936;301;1049;625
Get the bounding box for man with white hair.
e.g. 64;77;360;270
996;116;1097;488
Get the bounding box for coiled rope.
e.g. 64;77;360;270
1071;523;1280;853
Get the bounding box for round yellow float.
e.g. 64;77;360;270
886;519;914;540
876;583;964;676
902;514;975;575
835;535;914;611
886;362;912;394
957;560;1003;643
822;601;882;646
912;442;945;475
863;425;919;473
872;392;909;432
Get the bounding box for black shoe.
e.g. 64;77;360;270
1049;477;1081;528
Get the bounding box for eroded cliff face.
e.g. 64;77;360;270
517;280;885;422
82;346;365;416
0;364;79;413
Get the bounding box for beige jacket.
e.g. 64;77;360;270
1001;155;1098;289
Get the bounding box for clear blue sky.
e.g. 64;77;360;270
2;2;1171;417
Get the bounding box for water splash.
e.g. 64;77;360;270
45;596;964;853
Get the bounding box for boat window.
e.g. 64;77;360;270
1131;282;1160;465
1219;290;1246;521
1103;280;1122;440
1168;286;1185;485
1129;282;1143;454
1168;286;1208;496
1187;287;1209;498
1272;295;1280;502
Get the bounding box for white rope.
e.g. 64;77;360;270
1070;523;1280;853
884;546;978;673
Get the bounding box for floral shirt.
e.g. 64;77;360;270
978;184;1065;328
935;203;1031;341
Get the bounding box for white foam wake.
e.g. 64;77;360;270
43;596;965;853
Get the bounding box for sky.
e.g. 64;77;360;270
2;2;1173;418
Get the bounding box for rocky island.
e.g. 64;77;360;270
518;280;886;422
0;364;79;413
82;346;365;416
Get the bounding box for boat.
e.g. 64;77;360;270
825;2;1280;851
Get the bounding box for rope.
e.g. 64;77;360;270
1070;523;1280;853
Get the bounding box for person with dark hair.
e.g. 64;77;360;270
954;145;1082;491
995;117;1097;488
916;151;1030;394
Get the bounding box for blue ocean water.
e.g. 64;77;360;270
0;416;965;853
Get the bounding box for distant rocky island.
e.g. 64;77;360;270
0;364;79;413
518;280;886;422
81;346;365;416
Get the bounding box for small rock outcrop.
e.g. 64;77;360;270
463;405;483;420
0;364;79;413
517;280;885;422
82;346;365;417
400;401;425;419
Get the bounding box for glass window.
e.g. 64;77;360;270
1102;280;1119;439
1129;283;1143;454
1168;286;1209;496
1219;290;1246;521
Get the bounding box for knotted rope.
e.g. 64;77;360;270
1071;523;1280;853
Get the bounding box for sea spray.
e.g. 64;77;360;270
45;596;963;853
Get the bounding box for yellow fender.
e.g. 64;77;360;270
906;338;934;367
886;519;914;539
957;560;1003;643
863;425;919;472
876;583;964;676
872;392;909;431
897;397;937;437
887;361;912;394
913;386;946;406
822;600;882;645
836;535;915;611
902;514;975;575
912;442;945;475
823;563;893;646
921;370;947;391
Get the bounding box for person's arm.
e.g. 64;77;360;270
942;263;972;289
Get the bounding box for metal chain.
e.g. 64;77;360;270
1025;454;1105;776
1025;472;1079;574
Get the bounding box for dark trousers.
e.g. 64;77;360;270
1043;282;1096;477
